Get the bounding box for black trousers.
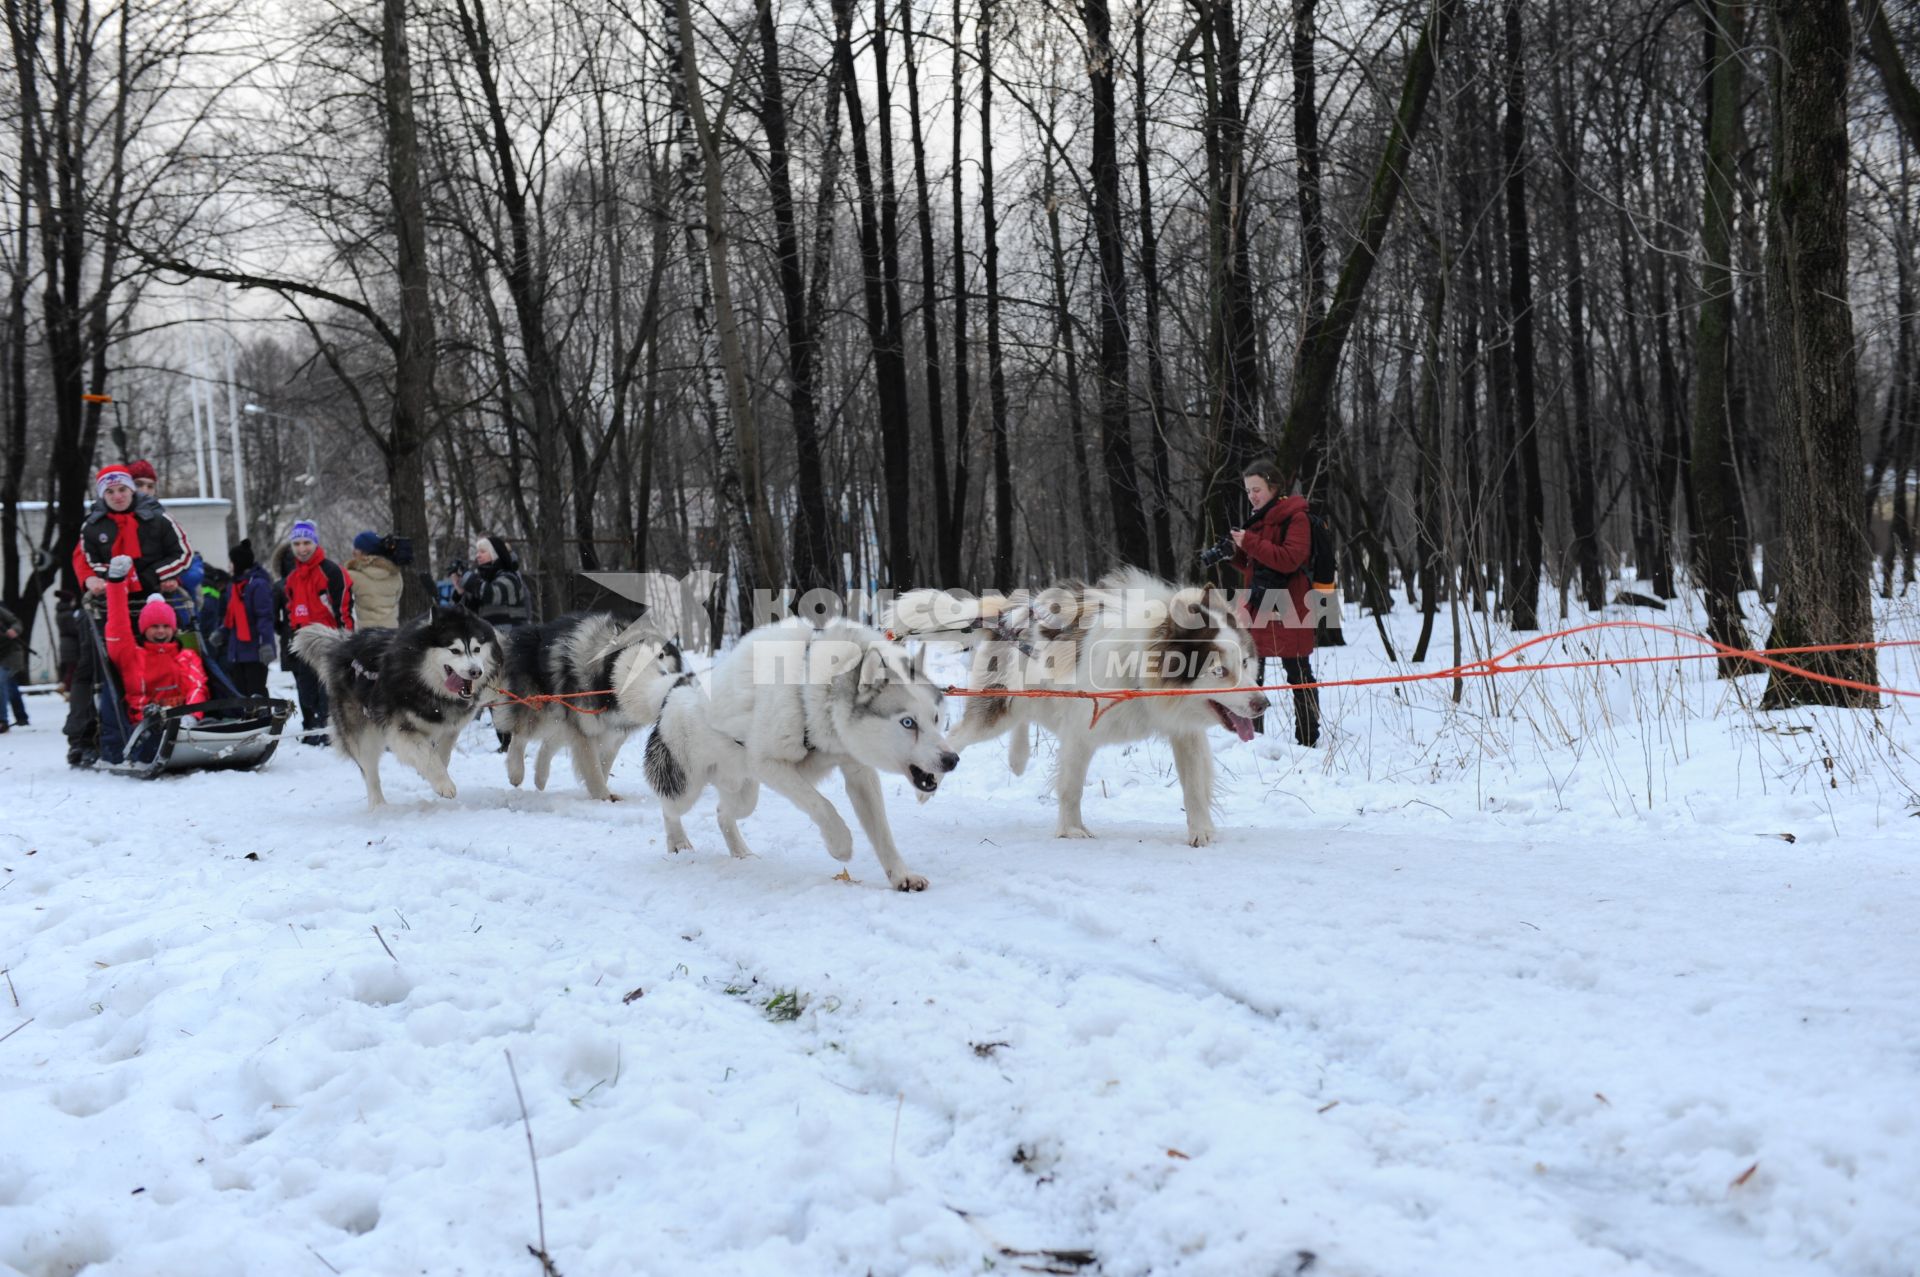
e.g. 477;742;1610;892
63;609;109;750
229;661;270;699
1259;656;1322;747
286;642;330;732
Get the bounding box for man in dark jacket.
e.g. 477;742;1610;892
64;465;196;764
460;534;532;630
218;540;278;698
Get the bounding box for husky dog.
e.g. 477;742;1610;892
642;618;959;891
892;569;1268;846
291;607;502;807
493;613;685;800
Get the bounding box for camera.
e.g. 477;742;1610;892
381;533;415;566
1197;532;1237;570
448;558;469;576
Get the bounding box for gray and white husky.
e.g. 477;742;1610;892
291;607;503;807
891;568;1269;846
494;613;685;800
642;618;959;891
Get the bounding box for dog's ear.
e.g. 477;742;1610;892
849;644;894;704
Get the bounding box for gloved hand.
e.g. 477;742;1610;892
259;641;276;664
107;555;134;581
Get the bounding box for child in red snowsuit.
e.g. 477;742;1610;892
104;555;208;720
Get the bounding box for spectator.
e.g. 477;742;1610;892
55;590;81;692
347;530;404;630
0;601;27;732
460;534;532;631
127;458;159;497
65;465;194;765
281;519;351;741
1227;461;1321;748
219;539;277;699
103;557;209;724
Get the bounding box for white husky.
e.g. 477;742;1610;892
642;618;959;891
891;568;1269;846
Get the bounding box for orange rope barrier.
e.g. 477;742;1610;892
474;621;1920;727
936;620;1920;726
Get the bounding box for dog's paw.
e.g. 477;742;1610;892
825;835;855;862
888;870;929;892
434;779;458;800
1055;824;1095;840
1187;824;1217;848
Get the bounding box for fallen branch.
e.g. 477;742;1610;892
505;1051;562;1276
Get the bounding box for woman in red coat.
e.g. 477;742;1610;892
1229;461;1321;746
103;556;208;722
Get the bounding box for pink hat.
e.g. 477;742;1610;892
138;594;177;633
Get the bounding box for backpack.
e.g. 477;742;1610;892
1302;509;1338;591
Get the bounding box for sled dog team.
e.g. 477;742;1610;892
291;568;1271;891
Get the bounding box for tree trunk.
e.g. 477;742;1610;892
979;0;1013;584
1085;0;1148;568
1132;5;1176;574
383;0;439;617
1760;0;1877;706
1290;0;1330;498
1193;0;1262;531
1043;139;1096;576
1551;27;1604;611
1272;0;1461;507
949;0;974;585
757;0;833;592
899;0;953;583
1501;0;1544;630
832;0;915;583
1690;0;1755;662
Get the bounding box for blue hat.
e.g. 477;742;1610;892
290;520;319;543
353;531;383;555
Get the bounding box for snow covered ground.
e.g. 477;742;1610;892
3;586;1918;1277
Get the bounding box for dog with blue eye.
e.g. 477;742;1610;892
641;618;958;892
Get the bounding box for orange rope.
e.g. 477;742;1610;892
937;620;1920;726
474;622;1920;727
481;686;613;715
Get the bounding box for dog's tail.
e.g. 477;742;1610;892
291;625;350;680
641;681;694;800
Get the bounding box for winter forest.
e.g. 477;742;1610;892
0;0;1912;674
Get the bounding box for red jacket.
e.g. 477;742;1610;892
1232;494;1317;660
105;579;208;720
284;547;353;632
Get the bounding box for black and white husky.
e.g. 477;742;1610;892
891;568;1269;846
291;608;502;807
493;613;685;800
642;618;958;891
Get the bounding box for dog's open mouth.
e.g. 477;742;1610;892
1211;699;1257;742
909;765;941;794
443;666;477;698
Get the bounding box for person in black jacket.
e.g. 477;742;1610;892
460;534;533;631
64;465;196;764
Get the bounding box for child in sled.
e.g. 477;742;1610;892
104;554;208;723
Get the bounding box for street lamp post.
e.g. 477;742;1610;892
242;404;318;542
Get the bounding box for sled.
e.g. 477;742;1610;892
80;619;293;779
